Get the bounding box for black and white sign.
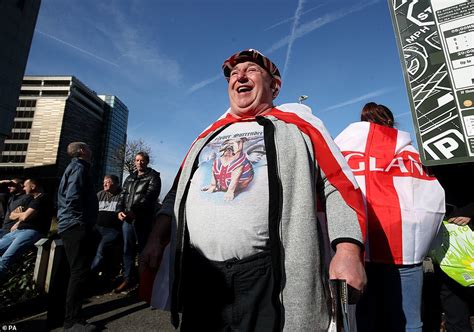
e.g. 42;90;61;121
389;0;474;165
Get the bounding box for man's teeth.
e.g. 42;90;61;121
238;87;251;93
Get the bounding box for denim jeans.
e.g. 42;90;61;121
356;262;424;332
91;225;121;271
0;228;43;280
122;221;150;282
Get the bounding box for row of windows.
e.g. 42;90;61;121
3;143;28;152
43;80;71;87
13;121;32;129
10;132;30;140
18;99;37;108
22;80;71;87
16;110;35;118
0;155;26;163
19;90;69;97
42;90;69;96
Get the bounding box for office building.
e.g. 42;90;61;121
0;76;128;190
99;95;129;182
0;0;41;149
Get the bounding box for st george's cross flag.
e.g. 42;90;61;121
335;122;445;265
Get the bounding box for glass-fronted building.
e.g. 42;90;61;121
99;95;129;183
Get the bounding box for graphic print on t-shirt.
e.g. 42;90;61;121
186;122;269;260
198;123;266;201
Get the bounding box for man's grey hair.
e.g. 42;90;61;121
67;142;90;158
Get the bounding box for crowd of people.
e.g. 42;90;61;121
0;49;472;332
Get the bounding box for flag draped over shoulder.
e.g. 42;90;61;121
186;103;366;240
335;122;445;265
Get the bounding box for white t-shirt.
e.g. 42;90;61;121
185;121;269;261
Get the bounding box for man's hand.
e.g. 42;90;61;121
118;212;127;221
329;242;366;291
140;240;165;274
10;221;20;232
448;216;471;226
139;214;172;275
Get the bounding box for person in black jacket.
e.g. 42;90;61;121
0;178;32;238
57;142;99;332
0;178;53;282
424;163;474;332
116;151;161;292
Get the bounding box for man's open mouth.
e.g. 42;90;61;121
237;86;252;93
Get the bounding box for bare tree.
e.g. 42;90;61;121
115;138;154;175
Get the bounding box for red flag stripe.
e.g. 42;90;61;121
364;124;403;262
267;108;366;239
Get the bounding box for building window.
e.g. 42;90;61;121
20;90;40;96
12;121;32;129
16;110;35;118
10;132;30;140
43;80;71;87
18;99;37;108
41;90;69;96
4;143;28;152
0;155;26;163
22;80;42;86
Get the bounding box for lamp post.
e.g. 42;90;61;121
298;95;308;104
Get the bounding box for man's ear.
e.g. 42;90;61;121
271;80;278;98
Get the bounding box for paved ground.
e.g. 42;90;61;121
9;291;176;332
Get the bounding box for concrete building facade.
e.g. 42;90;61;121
0;76;128;191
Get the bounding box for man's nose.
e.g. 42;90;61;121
236;71;248;81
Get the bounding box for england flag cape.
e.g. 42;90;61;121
183;103;366;240
335;122;445;265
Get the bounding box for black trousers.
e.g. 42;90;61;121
181;249;277;332
60;224;96;328
423;265;474;332
438;266;473;332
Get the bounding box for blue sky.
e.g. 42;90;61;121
26;0;414;195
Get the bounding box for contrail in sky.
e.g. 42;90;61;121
187;74;221;94
282;0;306;78
36;29;119;67
188;1;379;94
396;111;412;118
320;87;393;112
264;4;324;31
266;0;379;53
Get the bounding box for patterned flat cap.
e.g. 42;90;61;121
222;49;282;99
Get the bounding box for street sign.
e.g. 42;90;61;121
389;0;474;165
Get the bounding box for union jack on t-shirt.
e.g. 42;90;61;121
213;153;254;191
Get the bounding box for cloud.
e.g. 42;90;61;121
94;3;182;85
319;87;393;113
266;0;379;53
282;0;306;78
36;1;182;85
264;4;325;31
36;30;119;67
187;74;222;94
